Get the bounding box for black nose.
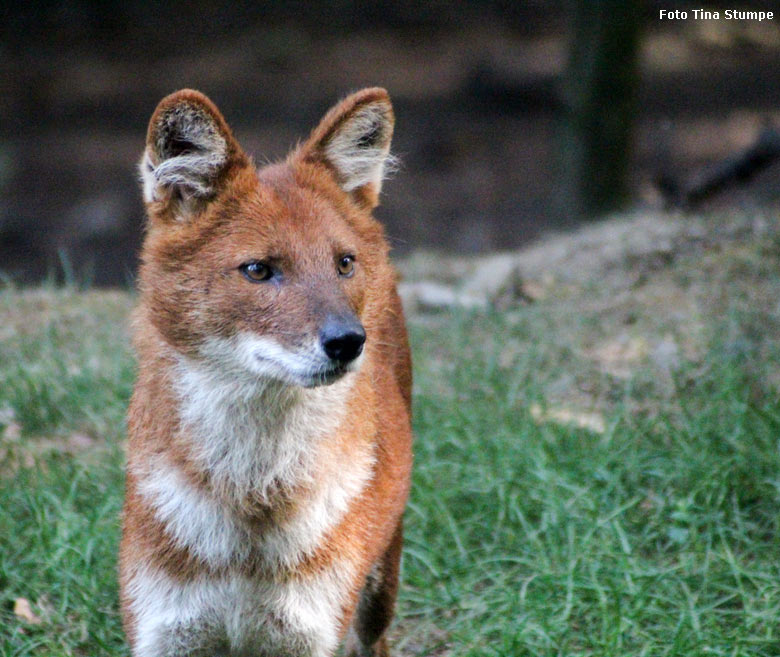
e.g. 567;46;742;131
320;316;366;364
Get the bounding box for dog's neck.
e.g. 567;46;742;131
170;353;353;508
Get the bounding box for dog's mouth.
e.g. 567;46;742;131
304;363;351;388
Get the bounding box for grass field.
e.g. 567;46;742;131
1;210;780;656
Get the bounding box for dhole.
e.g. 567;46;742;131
119;88;412;657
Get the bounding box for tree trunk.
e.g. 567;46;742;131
558;0;641;221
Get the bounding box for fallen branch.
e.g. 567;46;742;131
657;125;780;208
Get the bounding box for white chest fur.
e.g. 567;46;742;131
135;442;374;571
127;562;354;657
128;357;374;655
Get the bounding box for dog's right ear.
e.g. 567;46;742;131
140;89;249;218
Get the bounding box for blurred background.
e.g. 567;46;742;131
1;0;778;286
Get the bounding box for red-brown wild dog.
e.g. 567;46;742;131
119;88;412;657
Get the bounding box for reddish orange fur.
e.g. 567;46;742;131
120;88;412;656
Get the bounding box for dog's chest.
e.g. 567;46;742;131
129;563;353;657
129;473;365;656
137;440;373;569
129;374;373;655
142;363;374;568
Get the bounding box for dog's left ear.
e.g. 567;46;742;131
298;88;395;207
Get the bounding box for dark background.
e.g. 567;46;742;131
1;1;778;285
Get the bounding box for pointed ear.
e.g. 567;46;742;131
299;88;395;206
140;89;249;216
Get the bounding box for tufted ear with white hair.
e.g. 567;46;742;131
299;88;396;207
139;89;249;218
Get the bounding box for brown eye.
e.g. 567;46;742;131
337;255;355;277
240;261;274;283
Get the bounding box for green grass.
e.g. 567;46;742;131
1;213;779;655
400;310;780;656
0;290;132;655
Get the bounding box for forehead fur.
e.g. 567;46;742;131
143;161;386;270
